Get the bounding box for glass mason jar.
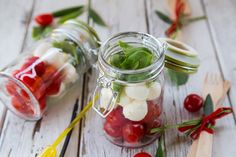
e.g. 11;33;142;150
93;32;167;148
0;20;100;120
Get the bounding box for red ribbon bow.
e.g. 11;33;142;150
178;107;233;140
166;0;185;37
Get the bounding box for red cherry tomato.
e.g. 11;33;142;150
104;121;122;138
146;117;162;135
184;94;203;112
20;89;30;100
31;77;46;99
12;96;34;115
39;96;46;111
21;57;39;71
5;80;17;96
106;106;127;127
35;13;53;26
142;101;161;124
21;75;35;87
134;152;152;157
34;61;46;76
122;123;145;143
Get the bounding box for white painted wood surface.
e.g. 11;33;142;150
0;0;235;157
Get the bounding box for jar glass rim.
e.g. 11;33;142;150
98;32;167;76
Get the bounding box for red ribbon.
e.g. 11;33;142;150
166;0;185;37
178;107;233;140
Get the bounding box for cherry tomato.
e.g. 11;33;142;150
134;152;152;157
21;75;35;87
46;76;62;96
39;96;46;111
34;61;46;76
5;80;17;96
184;94;203;112
21;57;39;71
122;123;145;143
104;121;122;138
12;96;34;115
142;101;161;124
31;77;46;99
20;89;30;100
35;13;53;26
106;106;127;127
146;117;161;135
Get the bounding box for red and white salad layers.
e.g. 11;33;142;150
100;81;163;146
5;42;79;117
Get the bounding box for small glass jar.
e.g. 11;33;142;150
0;20;100;120
93;32;167;148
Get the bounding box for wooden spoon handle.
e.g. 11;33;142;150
195;132;213;157
187;139;199;157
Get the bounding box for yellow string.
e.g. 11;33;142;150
39;95;98;157
52;95;98;147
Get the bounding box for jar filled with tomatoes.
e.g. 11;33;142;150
93;32;167;148
0;20;100;120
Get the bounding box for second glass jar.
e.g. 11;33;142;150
93;32;167;148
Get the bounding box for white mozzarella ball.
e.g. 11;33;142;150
100;88;113;109
49;82;66;97
33;42;52;57
147;82;162;100
118;92;133;107
63;63;79;84
123;100;148;121
41;48;69;69
125;85;149;100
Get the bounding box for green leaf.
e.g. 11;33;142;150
155;136;164;157
155;10;173;24
32;26;52;40
58;6;85;24
167;69;189;86
109;53;126;68
53;41;79;64
203;94;214;116
184;16;207;25
52;5;85;17
89;8;106;26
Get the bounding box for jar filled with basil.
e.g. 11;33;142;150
93;32;167;148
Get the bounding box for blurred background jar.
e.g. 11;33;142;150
0;20;100;120
93;32;167;148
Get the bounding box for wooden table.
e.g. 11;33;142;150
0;0;236;156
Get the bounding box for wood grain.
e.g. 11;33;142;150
0;0;35;137
202;0;236;117
0;0;236;157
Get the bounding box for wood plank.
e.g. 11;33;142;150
0;0;87;156
0;0;35;142
202;0;236;117
78;0;161;157
146;0;236;156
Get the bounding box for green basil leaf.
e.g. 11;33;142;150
52;5;85;17
155;10;173;24
120;50;152;69
58;6;85;24
168;69;189;86
53;41;79;64
203;94;214;115
110;53;126;68
184;16;207;25
32;26;52;40
89;8;106;26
